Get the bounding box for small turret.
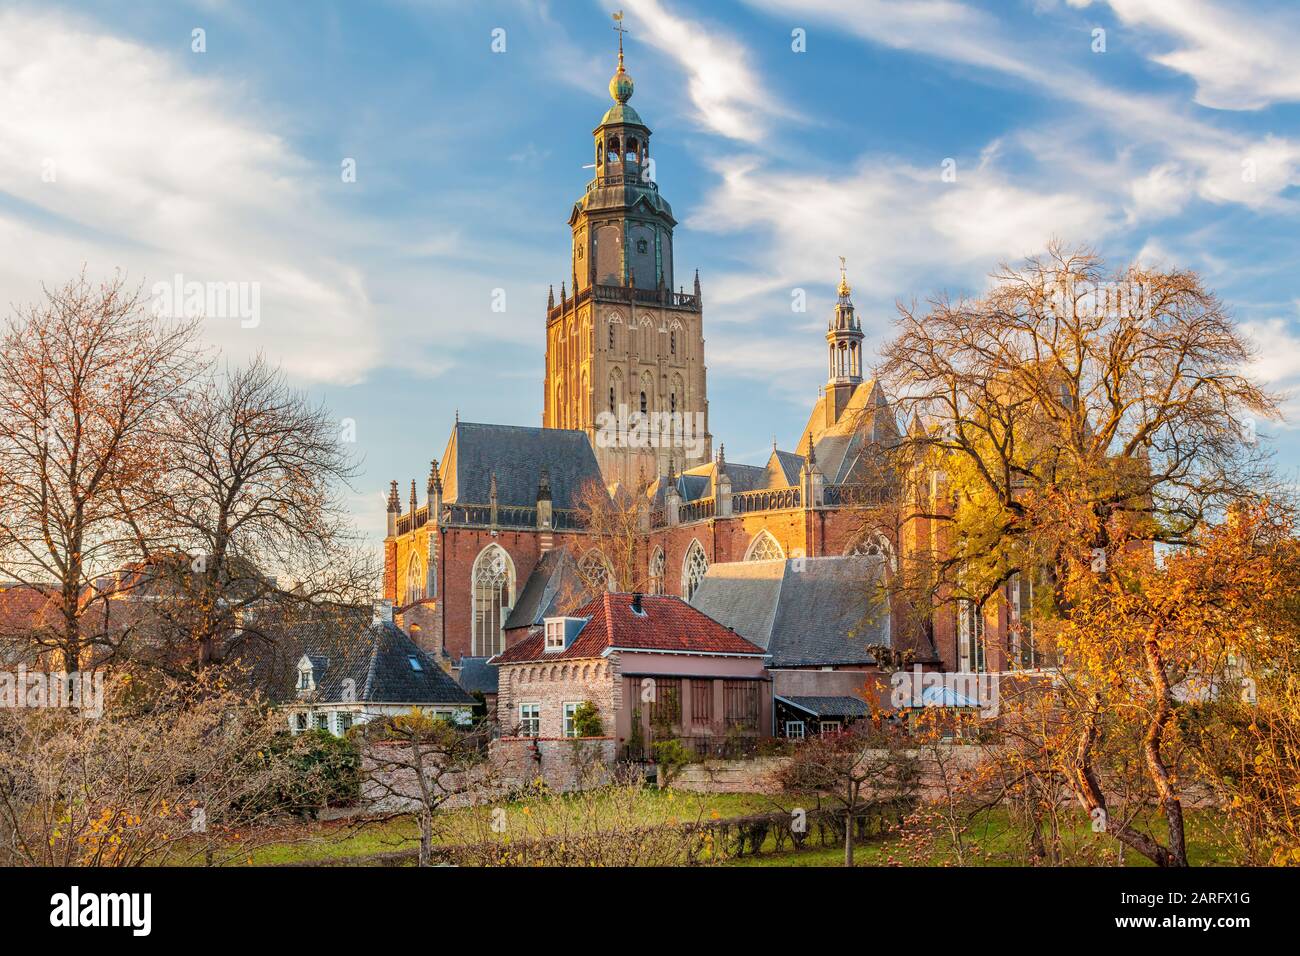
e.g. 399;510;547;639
385;480;400;537
715;444;732;517
428;459;443;523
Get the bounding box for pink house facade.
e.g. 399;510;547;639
490;592;771;759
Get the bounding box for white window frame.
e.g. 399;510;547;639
784;720;806;739
562;701;581;738
519;702;541;738
957;598;986;673
819;721;842;734
545;620;565;652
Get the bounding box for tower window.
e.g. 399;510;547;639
609;386;615;413
670;393;676;414
640;391;647;414
636;238;648;254
609;324;615;348
670;331;676;355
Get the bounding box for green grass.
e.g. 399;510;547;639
228;790;1237;867
238;789;787;866
724;806;1237;867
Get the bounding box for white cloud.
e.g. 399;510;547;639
742;0;1300;215
692;155;1115;312
1099;0;1300;111
0;7;380;384
619;0;788;142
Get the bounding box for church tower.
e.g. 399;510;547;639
824;259;865;424
542;38;711;489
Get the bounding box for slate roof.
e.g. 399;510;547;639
795;380;900;484
491;592;766;665
454;657;500;696
247;605;475;707
777;696;872;718
689;556;896;667
439;421;604;510
503;549;593;631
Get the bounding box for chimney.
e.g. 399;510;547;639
373;599;394;626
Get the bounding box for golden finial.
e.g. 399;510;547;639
837;256;851;297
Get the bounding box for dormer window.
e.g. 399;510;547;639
545;620;565;652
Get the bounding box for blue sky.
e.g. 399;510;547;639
2;0;1298;545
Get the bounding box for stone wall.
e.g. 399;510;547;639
673;744;994;801
491;736;617;792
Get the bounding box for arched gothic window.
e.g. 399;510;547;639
744;530;784;562
640;391;647;414
649;548;665;595
405;552;426;604
681;540;709;600
847;532;895;571
578;549;614;592
472;545;514;657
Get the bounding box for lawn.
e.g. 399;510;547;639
230;790;1237;867
726;806;1236;867
238;789;789;866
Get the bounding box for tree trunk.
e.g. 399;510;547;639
419;810;432;867
1142;626;1188;867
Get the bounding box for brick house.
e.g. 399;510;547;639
490;592;770;757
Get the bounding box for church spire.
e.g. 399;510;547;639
827;257;864;387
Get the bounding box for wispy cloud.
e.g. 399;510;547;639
1082;0;1300;110
618;0;789;142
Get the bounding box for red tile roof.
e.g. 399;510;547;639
0;585;59;634
492;593;765;665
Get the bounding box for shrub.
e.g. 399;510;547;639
651;738;697;784
573;701;604;738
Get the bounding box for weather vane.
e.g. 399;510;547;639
612;10;628;63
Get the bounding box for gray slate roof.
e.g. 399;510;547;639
777;695;872;718
441;422;603;510
248;606;475;707
503;549;593;631
454;657;500;696
688;556;891;667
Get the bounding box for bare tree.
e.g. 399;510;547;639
569;476;649;593
0;273;201;670
774;722;918;866
139;356;369;671
0;668;300;866
358;712;494;867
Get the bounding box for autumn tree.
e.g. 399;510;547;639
0;273;201;670
876;243;1280;865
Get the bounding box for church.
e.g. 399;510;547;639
381;46;1025;694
